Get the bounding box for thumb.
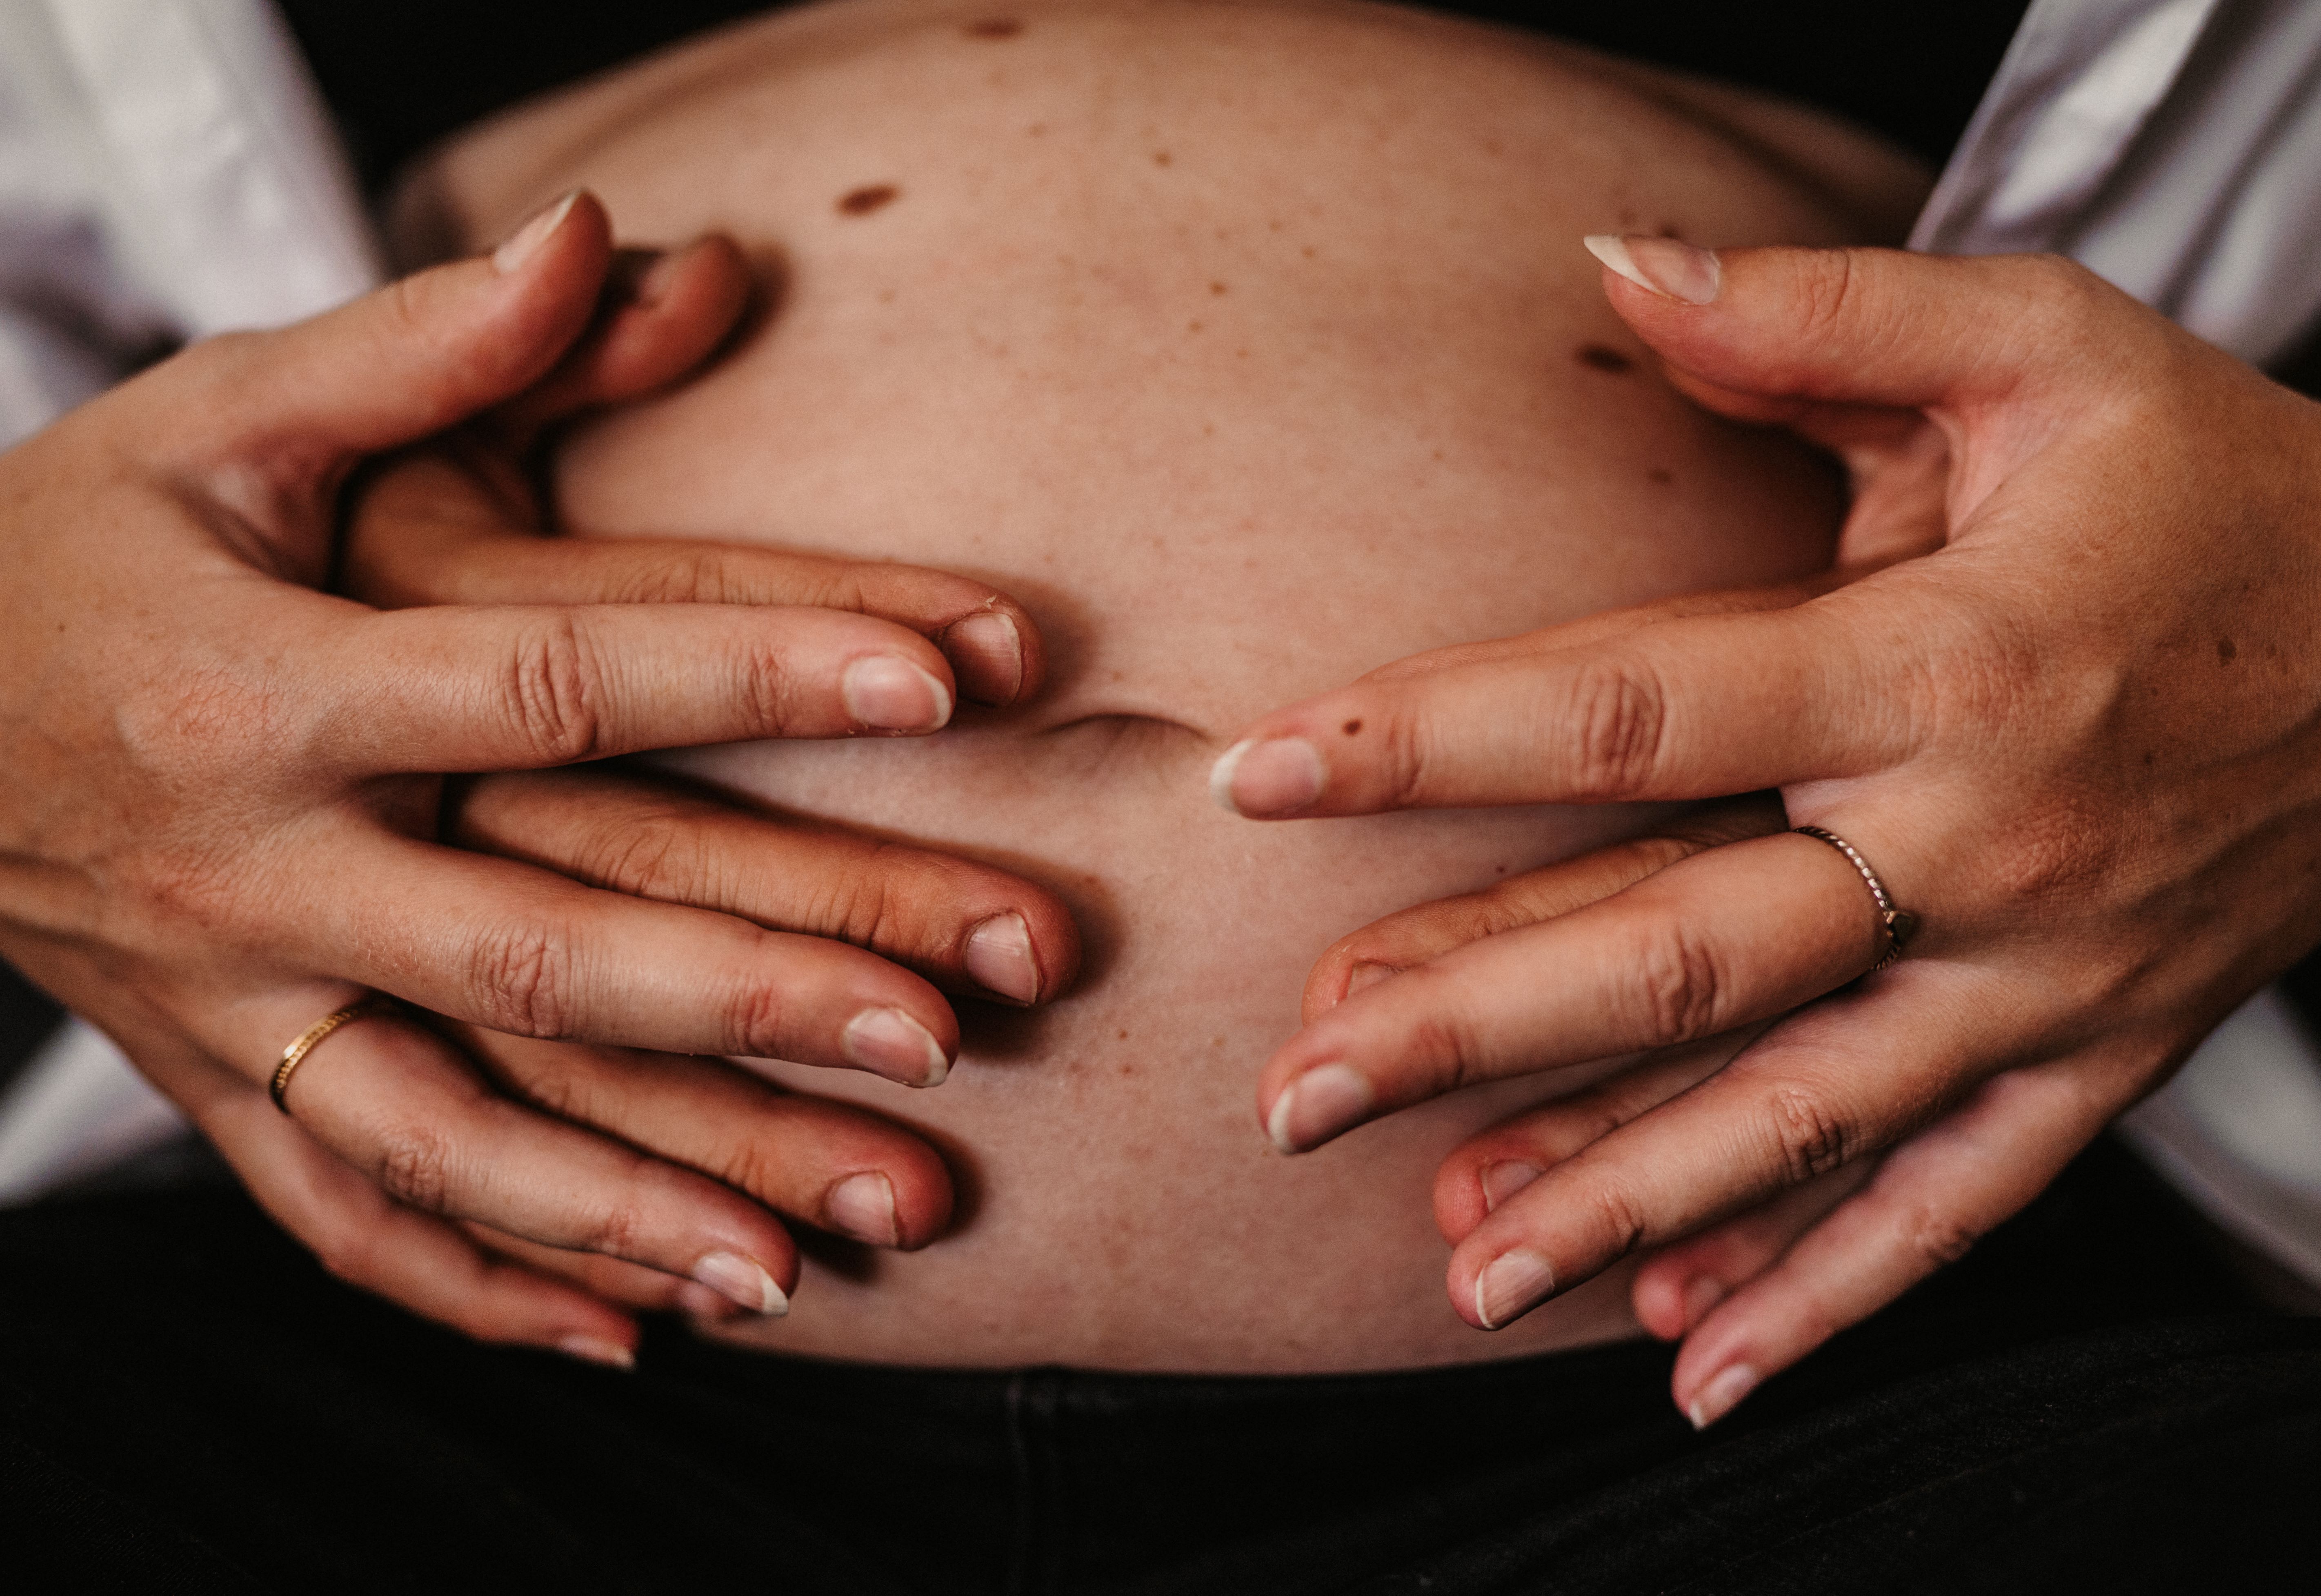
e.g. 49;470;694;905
1584;238;2123;417
195;190;616;465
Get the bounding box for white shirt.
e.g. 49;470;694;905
2;0;2319;1282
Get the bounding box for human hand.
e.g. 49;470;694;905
0;191;1074;1360
1215;240;2321;1422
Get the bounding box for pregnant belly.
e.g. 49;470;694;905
400;0;1904;1370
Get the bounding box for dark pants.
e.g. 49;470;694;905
0;1139;2314;1595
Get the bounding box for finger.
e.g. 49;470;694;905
496;236;754;438
1667;1055;2122;1427
1582;238;2130;415
1259;831;1878;1153
1629;1159;1872;1341
1209;596;1919;817
457;768;1079;1006
464;1225;748;1322
1302;796;1785;1020
306;834;961;1084
258;1005;804;1316
342;487;1045;707
459;1026;956;1249
176;1053;642;1363
184;191;614;467
1431;1032;1756;1245
327;600;965;771
1443;967;2014;1332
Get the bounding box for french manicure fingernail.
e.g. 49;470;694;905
843;656;954;732
1583;233;1722;305
1210;737;1325;816
945;611;1025;702
1473;1247;1557;1329
1481;1160;1542;1212
1266;1062;1374;1153
842;1007;952;1086
826;1171;900;1246
1687;1363;1759;1430
555;1334;636;1369
965;913;1040;1004
693;1251;789;1317
494;190;580;273
1344;961;1397;999
1679;1274;1730;1329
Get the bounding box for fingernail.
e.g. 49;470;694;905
826;1171;900;1245
1344;961;1397;999
494;190;580;273
1266;1062;1374;1154
1473;1247;1557;1329
965;913;1040;1004
944;610;1025;703
842;656;954;732
1210;737;1325;816
1687;1362;1759;1430
842;1006;951;1086
1583;233;1721;305
693;1250;789;1316
1481;1160;1542;1212
1679;1274;1729;1330
555;1334;636;1369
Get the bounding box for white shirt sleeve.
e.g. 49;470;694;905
1916;0;2321;368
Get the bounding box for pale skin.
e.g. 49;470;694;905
0;191;1084;1365
17;0;2314;1421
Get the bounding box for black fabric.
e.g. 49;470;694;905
0;960;62;1100
2;1135;2308;1594
274;2;2033;191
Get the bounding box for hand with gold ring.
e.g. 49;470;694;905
0;191;1078;1364
1212;240;2321;1425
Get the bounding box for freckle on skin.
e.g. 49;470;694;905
838;184;899;216
1575;343;1634;374
964;17;1023;38
1648;467;1674;485
1154;151;1172;167
2219;637;2238;662
1209;281;1228;295
1187;320;1203;332
1494;863;1508;874
1342;719;1363;735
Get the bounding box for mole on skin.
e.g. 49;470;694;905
839;184;900;215
1342;719;1363;735
1575;342;1634;373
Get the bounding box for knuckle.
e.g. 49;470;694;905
1561;658;1667;800
1765;1085;1852;1183
576;1194;647;1260
503;615;604;763
1906;1205;1981;1270
1581;1177;1651;1259
723;953;791;1057
1792;249;1861;353
576;808;707;901
614;548;739;606
468;922;577;1038
1619;922;1728;1046
737;644;799;737
372;1118;457;1212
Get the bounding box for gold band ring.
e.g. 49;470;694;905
269;996;396;1115
1793;826;1919;972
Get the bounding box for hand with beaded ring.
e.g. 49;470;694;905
1214;236;2321;1427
